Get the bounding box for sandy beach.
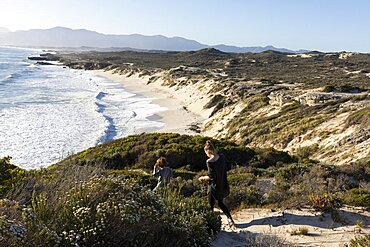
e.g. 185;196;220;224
94;70;207;135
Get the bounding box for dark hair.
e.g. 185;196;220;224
204;140;217;153
155;157;167;168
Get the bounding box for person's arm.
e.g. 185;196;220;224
198;161;215;181
153;165;161;176
198;175;210;181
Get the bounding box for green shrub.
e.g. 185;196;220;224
338;162;369;182
290;227;309;236
225;185;261;210
263;186;291;206
174;169;198;180
244;232;293;247
275;163;310;183
204;94;225;109
173;177;205;198
1;176;220;247
228;173;256;186
62;133;255;171
250;148;295;169
343;188;370;208
322;85;337;92
0;199;60;246
160;187;221;240
294;144;319;162
0;157;25;197
344;234;370;247
105;169;157;187
345;106;370;128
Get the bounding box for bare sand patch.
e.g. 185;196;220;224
213;207;370;247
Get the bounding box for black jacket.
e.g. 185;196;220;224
207;154;230;200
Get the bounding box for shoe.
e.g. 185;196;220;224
227;217;235;226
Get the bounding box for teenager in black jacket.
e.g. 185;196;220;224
198;140;234;226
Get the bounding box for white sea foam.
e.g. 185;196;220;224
0;47;165;169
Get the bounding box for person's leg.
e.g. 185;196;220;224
208;193;216;211
217;199;233;222
153;184;158;191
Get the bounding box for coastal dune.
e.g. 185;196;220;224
43;49;370;166
20;50;369;246
94;69;370;247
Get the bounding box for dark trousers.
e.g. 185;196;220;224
208;193;233;220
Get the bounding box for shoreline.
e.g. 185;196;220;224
94;70;206;135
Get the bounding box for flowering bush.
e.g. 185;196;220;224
0;199;61;246
1;176;220;247
308;193;337;212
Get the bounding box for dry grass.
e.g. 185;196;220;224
290;227;309;236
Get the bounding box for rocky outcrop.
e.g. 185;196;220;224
28;56;46;61
65;62;113;70
36;61;55;66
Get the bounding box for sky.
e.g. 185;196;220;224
0;0;369;52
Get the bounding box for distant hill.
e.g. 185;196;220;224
212;44;309;53
0;27;206;51
0;26;307;53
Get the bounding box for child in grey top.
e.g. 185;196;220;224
153;157;173;191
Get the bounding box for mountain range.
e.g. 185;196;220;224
0;26;308;53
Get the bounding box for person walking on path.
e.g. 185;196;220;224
198;140;235;226
153;156;173;191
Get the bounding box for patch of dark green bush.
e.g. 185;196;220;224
250;148;295;168
343;188;370;208
343;234;370;247
62;133;256;171
0;156;25;197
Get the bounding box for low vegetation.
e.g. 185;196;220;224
1;164;219;246
345;106;370;128
343;234;370;247
63;133;256;170
244;233;294;247
0;157;24;197
290;227;309;236
1;133;369;246
45;49;370;90
227;97;352;149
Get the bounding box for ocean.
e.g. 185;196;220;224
0;47;165;169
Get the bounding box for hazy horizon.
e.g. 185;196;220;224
0;0;369;52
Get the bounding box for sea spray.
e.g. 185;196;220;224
0;47;165;169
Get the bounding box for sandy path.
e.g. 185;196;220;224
213;207;370;247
